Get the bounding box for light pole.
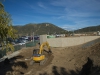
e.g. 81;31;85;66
33;32;34;42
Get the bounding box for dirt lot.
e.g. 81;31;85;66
0;42;100;75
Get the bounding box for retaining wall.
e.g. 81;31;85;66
40;35;100;47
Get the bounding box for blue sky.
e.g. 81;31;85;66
2;0;100;30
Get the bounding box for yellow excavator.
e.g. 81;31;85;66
30;41;52;65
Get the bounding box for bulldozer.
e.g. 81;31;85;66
30;41;52;65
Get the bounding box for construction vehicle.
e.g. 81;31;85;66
30;41;52;65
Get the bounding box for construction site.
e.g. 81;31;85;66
0;35;100;75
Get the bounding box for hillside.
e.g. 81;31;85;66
74;25;100;33
13;23;67;36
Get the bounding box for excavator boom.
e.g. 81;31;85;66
39;42;51;54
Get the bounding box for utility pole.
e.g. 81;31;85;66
48;32;49;35
33;32;34;42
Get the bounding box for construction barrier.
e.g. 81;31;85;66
0;40;39;58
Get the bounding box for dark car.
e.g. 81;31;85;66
34;36;39;40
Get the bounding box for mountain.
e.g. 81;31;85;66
74;25;100;33
13;23;67;36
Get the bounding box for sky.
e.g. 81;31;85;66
1;0;100;30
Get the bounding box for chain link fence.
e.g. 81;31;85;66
0;40;39;58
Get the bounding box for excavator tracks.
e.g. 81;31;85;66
42;53;54;66
40;53;54;66
40;57;48;65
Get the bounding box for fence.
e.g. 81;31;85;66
0;40;39;58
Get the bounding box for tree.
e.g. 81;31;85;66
0;2;16;52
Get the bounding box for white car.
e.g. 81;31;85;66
16;40;25;45
18;42;25;45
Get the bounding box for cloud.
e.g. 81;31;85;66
59;17;100;31
51;0;100;17
51;0;100;9
9;0;100;28
58;24;79;31
49;0;100;29
37;2;47;9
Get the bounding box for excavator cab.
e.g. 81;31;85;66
30;42;52;65
33;49;45;62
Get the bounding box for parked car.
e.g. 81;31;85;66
17;41;25;45
15;39;25;45
34;36;39;40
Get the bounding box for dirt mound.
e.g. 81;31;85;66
37;42;100;75
89;42;100;53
